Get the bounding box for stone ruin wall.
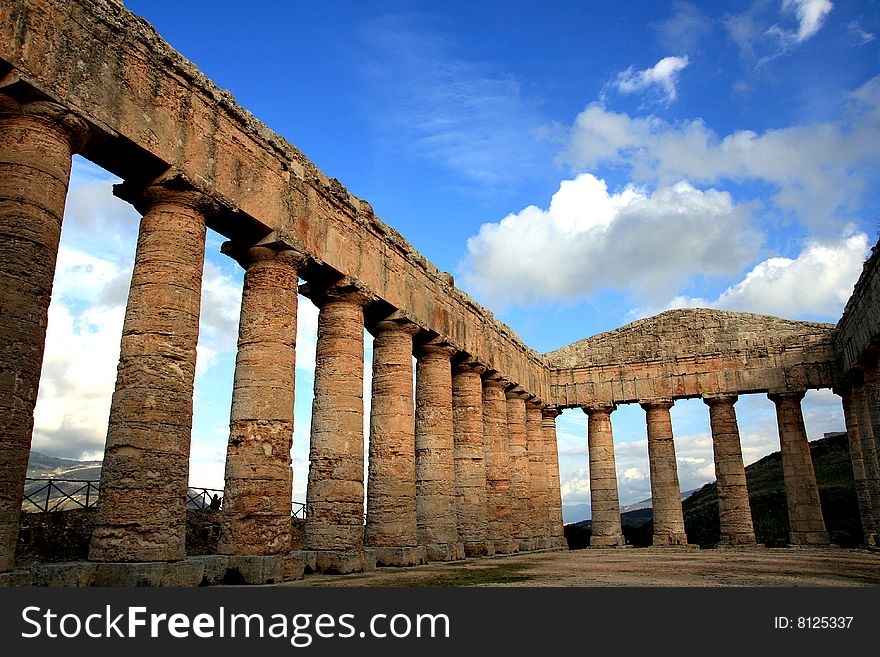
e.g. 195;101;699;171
546;309;837;407
0;0;547;399
836;243;880;378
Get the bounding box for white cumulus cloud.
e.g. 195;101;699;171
461;173;759;306
774;0;834;43
614;55;690;103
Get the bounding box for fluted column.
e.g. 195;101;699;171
415;339;463;561
217;243;304;557
839;385;880;546
483;375;516;553
452;360;492;557
768;391;829;545
90;180;211;562
506;387;534;551
302;282;369;573
641;399;688;546
365;318;426;566
525;401;549;549
0;95;88;572
704;395;756;545
542;407;566;549
583;404;625;547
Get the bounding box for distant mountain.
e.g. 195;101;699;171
562;504;592;524
26;451;102;481
620;488;698;514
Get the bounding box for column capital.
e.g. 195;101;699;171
768;389;806;404
504;385;531;401
702;394;738;407
298;277;373;307
0;93;90;152
525;399;545;411
221;240;309;271
453;358;487;376
414;337;457;360
114;173;221;217
541;406;562;420
582;402;616;416
481;373;509;389
367;312;421;337
640;398;674;411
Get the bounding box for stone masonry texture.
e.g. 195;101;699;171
0;94;87;571
365;320;420;552
415;340;461;561
841;388;879;545
89;184;208;563
526;401;549;546
218;245;303;557
642;400;688;547
769;391;830;545
452;361;491;557
505;389;533;550
304;285;368;559
483;376;516;553
584;404;625;547
542;407;565;545
704;396;756;545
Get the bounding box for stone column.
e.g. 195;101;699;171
526;401;549;549
641;399;688;546
583;404;625;547
703;395;756;545
853;375;880;530
415;339;463;561
303;283;369;573
483;375;517;553
506;387;534;551
218;243;304;559
365;318;426;566
542;407;567;549
839;385;880;546
89;180;211;563
768;391;829;545
0;95;87;572
452;360;492;557
861;366;880;494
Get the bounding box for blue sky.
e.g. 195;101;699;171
33;1;880;511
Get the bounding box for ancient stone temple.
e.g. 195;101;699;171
0;0;878;586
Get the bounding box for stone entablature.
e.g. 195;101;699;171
547;309;836;407
836;244;880;377
0;0;547;399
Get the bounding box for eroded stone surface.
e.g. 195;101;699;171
642;400;688;547
583;404;625;547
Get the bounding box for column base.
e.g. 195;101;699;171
719;533;758;546
425;542;465;562
532;537;551;550
463;540;495;557
309;549;367;574
590;534;626;548
547;536;569;551
491;539;519;554
517;538;537;552
367;545;428;567
652;532;689;547
789;531;830;546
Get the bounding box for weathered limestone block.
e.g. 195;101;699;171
0;94;88;572
415;340;463;561
218;244;304;556
365;318;425;566
452;360;492;557
526;401;549;548
839;386;880;546
542;407;566;548
854;370;880;530
641;399;688;546
583;404;625;547
704;395;756;545
304;282;369;573
483;375;517;553
89;180;211;563
768;391;829;545
506;387;534;551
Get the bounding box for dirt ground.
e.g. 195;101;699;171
281;546;880;587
